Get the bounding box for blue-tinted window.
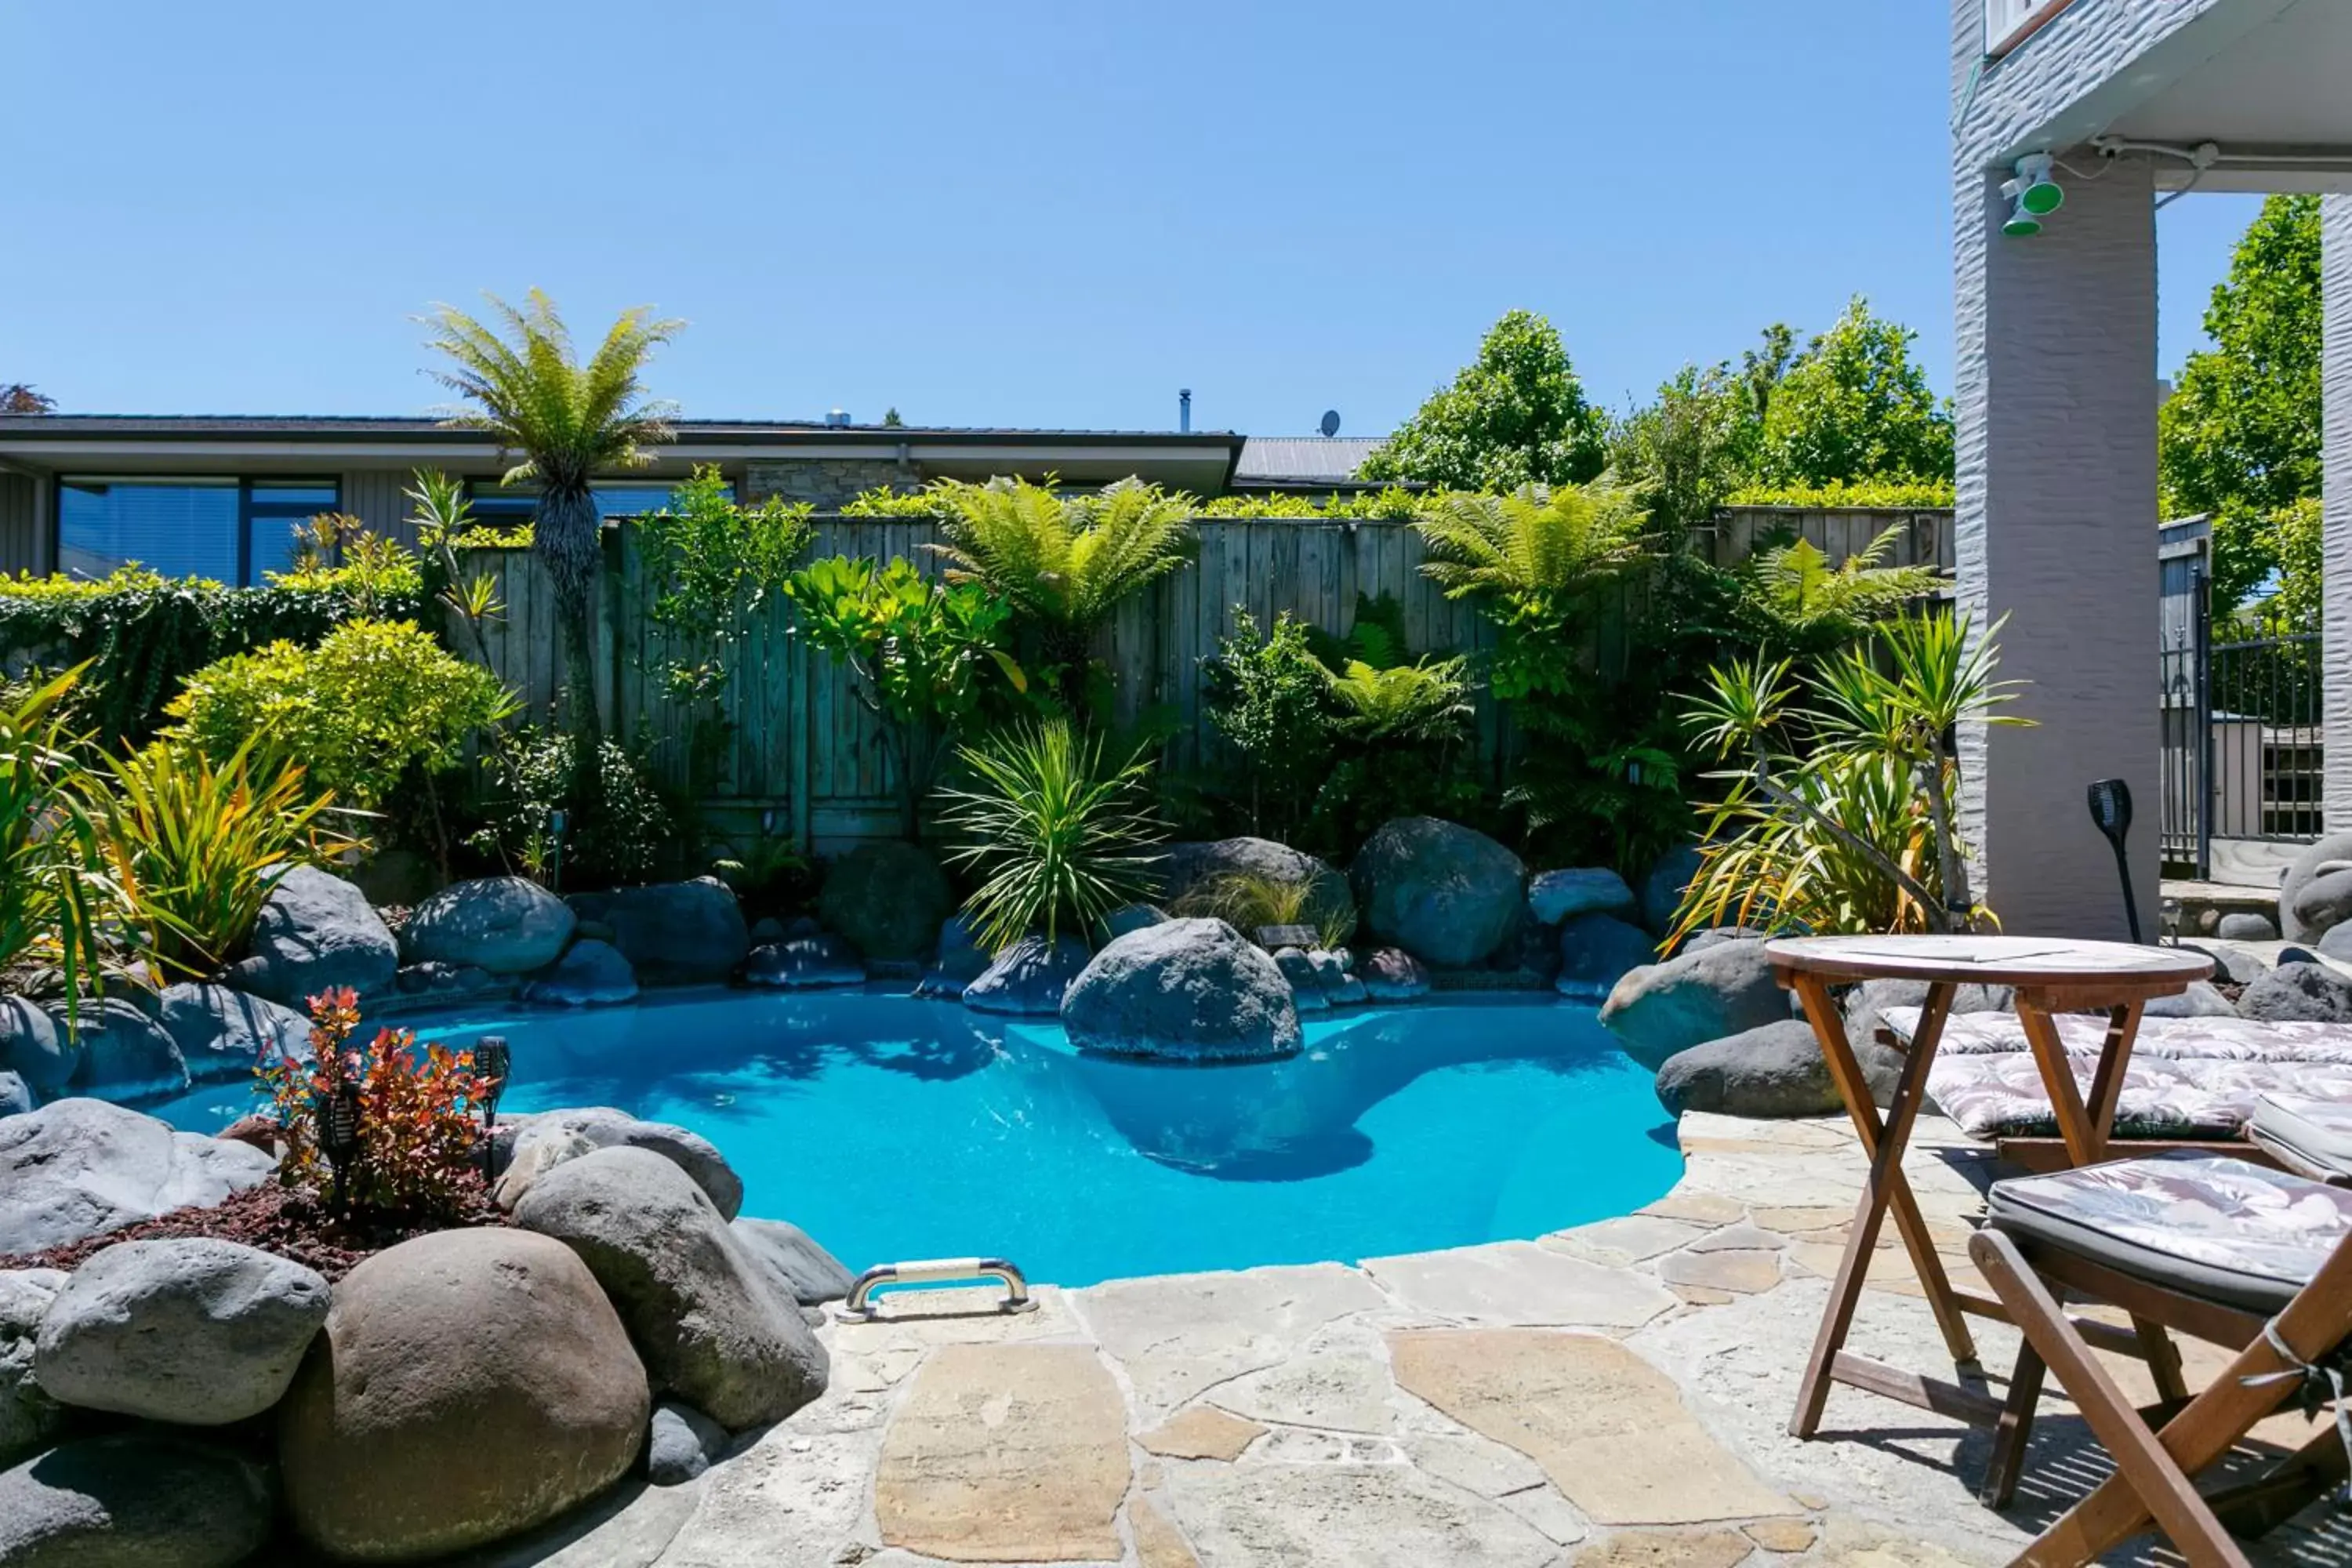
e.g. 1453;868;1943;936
465;479;724;523
58;477;341;585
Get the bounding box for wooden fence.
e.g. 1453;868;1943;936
462;506;1950;850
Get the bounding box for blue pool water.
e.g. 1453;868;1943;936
147;990;1679;1287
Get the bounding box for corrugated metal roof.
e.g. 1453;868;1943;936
0;414;1240;446
1232;436;1385;484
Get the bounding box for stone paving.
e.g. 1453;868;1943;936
474;1112;2351;1568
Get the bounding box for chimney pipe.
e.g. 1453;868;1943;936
1178;389;1192;434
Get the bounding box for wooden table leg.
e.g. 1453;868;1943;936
2015;997;2143;1169
1788;975;1979;1438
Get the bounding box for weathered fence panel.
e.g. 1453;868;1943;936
1698;506;1952;572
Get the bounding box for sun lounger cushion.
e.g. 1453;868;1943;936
2246;1094;2352;1181
1876;1007;2352;1141
1988;1153;2352;1313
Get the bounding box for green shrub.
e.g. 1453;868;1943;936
639;466;815;705
0;668;110;1004
1203;612;1336;844
1169;873;1355;951
165;619;514;812
1189;488;1425;520
466;728;675;888
935;718;1166;953
1723;478;1955;509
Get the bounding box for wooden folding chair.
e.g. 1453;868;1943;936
1966;1154;2352;1568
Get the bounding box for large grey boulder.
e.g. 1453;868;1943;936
742;934;865;989
1350;816;1525;968
1526;868;1637;926
1635;845;1704;937
647;1399;728;1486
276;1227;649;1563
818;841;955;961
512;1146;828;1432
2281;832;2352;942
2179;939;2270;985
731;1217;855;1306
2216;911;2278;942
961;933;1092;1016
230;862;399;1004
0;999;68;1098
34;1238;328;1425
157;982;310;1084
1062;919;1303;1062
494;1107;744;1220
2146;980;2240;1019
0;1073;27;1120
1359;946;1430;1002
0;1099;275;1256
2238;960;2352;1023
914;913;991;1000
44;997;187;1103
524;938;639;1007
1555;914;1657;1003
403;875;576;975
1095;903;1168;944
1599;938;1790;1072
570;878;749;985
0;1432;275;1568
0;1269;66;1467
1160;837;1354;942
1655;1020;1899;1120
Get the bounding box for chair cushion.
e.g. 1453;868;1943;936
1988;1153;2352;1313
2246;1094;2352;1182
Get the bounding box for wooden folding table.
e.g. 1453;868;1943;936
1763;935;2213;1443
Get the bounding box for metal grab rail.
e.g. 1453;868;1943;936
833;1256;1036;1322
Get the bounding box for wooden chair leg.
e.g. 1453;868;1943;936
1970;1230;2254;1568
2133;1315;2190;1406
1980;1337;2045;1508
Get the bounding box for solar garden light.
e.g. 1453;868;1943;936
475;1034;512;1178
2087;778;2143;944
547;808;568;892
2002;153;2063;237
318;1082;364;1214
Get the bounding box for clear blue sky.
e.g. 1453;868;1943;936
1;2;2262;436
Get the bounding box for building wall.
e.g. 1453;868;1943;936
745;458;918;508
2323;197;2352;827
341;469;414;546
0;473;40;575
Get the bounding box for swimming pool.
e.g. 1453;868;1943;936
146;989;1680;1288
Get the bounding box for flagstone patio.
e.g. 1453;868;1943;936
468;1112;2350;1568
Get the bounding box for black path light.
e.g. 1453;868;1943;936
475;1034;512;1178
2087;778;2143;944
318;1081;363;1214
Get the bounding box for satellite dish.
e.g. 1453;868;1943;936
1319;409;1341;437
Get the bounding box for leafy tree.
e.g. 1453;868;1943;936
422;289;681;747
1753;298;1953;488
1606;364;1752;530
0;384;55;414
1362;310;1609;490
881;407;905;427
2160;195;2321;613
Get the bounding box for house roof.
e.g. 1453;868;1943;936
1230;436;1386;487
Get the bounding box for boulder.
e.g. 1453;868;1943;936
2216;911;2278;942
277;1227;648;1562
1679;924;1763;956
524;938;639;1007
1555;913;1658;1002
46;997;187;1103
1350;817;1524;968
0;1433;275;1568
961;933;1092;1016
1272;946;1330;1013
0;999;68;1098
1160;838;1354;942
1307;948;1367;1007
229;863;398;1004
817;841;955;961
2318;924;2352;963
1061;919;1303;1062
494;1108;743;1220
0;1099;274;1256
742;935;865;989
0;1269;66;1467
1096;903;1169;944
2237;960;2352;1023
2180;939;2270;985
1526;868;1637;926
915;914;992;1000
157;982;310;1084
0;1074;27;1119
570;878;749;985
395;960;500;998
647;1399;728;1486
512;1147;827;1432
349;846;441;907
731;1217;855;1306
402;876;576;975
2281;833;2352;942
33;1238;328;1425
1359;946;1430;1002
1599;938;1790;1072
1655;1019;1900;1120
1635;844;1704;937
2146;980;2240;1019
